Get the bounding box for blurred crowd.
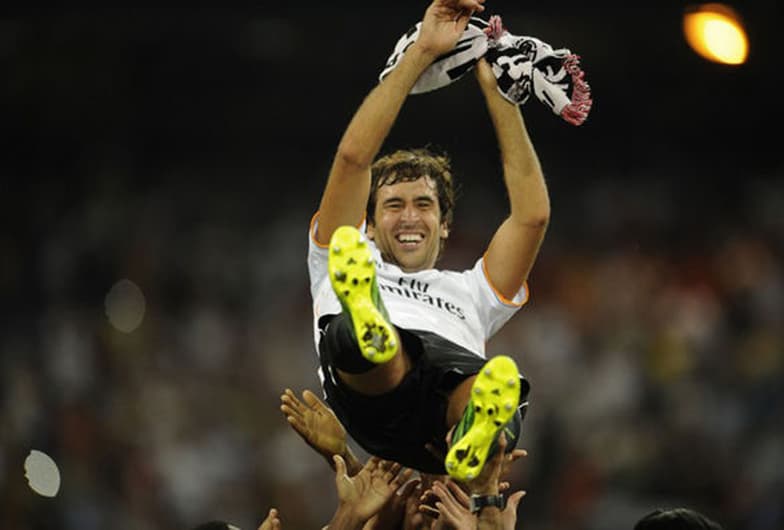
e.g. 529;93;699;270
2;6;783;529
1;168;782;530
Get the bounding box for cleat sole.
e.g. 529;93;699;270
445;355;521;481
328;226;397;364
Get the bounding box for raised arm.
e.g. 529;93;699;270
315;0;486;245
475;58;550;300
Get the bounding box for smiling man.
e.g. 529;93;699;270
307;0;549;481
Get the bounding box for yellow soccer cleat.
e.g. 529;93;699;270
328;226;397;364
445;355;521;481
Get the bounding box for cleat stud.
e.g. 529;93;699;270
446;462;454;470
366;257;373;264
484;369;492;376
474;387;482;395
505;403;513;411
389;339;396;349
507;379;516;387
466;472;475;480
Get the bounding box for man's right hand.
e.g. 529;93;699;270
415;0;486;58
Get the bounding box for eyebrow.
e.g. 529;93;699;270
382;195;435;206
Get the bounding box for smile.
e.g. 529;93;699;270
396;233;424;243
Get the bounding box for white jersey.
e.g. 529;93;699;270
308;215;529;357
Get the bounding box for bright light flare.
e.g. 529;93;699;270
683;4;748;65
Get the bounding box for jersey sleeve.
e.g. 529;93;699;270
464;256;530;338
307;213;330;300
307;212;368;314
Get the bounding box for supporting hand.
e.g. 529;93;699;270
280;389;361;474
258;507;282;530
430;480;476;530
334;456;414;525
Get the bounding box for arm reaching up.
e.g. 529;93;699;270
475;57;550;302
316;0;487;245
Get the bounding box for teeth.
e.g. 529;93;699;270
397;234;423;243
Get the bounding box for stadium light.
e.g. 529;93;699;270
683;3;748;65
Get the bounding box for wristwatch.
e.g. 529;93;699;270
469;493;506;513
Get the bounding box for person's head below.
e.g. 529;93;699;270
634;508;724;530
367;147;456;272
190;522;241;530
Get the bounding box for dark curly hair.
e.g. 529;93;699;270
368;147;457;257
635;508;724;530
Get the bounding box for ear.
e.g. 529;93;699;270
366;221;376;240
440;221;449;239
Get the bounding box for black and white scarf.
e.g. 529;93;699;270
379;15;592;126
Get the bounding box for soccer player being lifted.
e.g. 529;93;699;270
307;0;549;482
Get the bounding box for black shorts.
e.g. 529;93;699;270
318;316;529;474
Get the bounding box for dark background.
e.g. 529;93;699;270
2;3;783;529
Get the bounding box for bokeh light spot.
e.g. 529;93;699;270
24;450;61;497
105;279;146;333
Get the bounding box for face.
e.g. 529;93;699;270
367;176;449;272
